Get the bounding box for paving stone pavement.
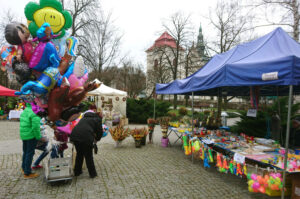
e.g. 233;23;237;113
0;121;283;199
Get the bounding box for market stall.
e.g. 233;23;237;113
88;79;128;125
156;27;300;198
0;85;17;97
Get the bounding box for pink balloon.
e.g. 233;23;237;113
252;182;260;190
68;72;88;90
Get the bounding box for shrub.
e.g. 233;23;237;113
230;97;300;139
178;107;187;116
126;98;171;124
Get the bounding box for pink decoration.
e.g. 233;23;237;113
68;72;88;90
252;182;260;190
251;173;257;181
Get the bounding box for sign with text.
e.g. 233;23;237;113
262;71;278;81
247;109;257;117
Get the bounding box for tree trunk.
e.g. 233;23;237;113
217;95;222;120
173;94;178;110
223;96;228;111
185;95;189;107
160;94;164;100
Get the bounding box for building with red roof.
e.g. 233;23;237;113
146;31;184;52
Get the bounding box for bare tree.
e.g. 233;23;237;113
254;0;300;41
161;12;193;109
208;0;255;54
147;48;173;99
79;9;122;81
0;9;18;46
207;0;255;116
93;59;146;98
60;0;98;37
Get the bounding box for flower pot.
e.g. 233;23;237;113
141;136;146;146
161;137;169;147
135;139;142;148
115;140;122;148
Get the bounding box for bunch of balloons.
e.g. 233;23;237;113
247;173;283;194
0;0;100;125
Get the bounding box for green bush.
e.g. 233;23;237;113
230;97;300;139
126;98;171;124
178;107;187;116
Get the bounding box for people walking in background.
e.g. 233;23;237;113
70;112;103;178
20;103;41;179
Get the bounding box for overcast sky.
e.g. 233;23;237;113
0;0;219;68
0;0;284;69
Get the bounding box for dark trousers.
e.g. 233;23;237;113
33;142;49;167
22;138;37;175
74;142;97;177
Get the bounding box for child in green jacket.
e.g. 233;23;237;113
20;103;41;179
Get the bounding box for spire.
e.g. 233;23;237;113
196;23;209;61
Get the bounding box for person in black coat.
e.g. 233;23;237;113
70;112;103;178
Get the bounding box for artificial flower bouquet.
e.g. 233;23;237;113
109;125;130;141
147;118;156;131
130;128;148;140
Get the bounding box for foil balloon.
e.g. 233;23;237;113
15;67;62;95
47;78;70;121
24;0;72;38
52;31;71;57
4;23;34;63
66;36;78;56
0;45;16;70
56;114;83;135
63;81;100;107
29;23;60;72
61;103;85;121
64;57;88;90
12;60;35;85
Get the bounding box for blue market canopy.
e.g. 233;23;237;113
156;27;300;96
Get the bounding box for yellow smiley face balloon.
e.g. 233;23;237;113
25;0;72;39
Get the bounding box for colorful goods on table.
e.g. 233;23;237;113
181;128;299;196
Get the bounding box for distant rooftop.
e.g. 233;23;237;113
146;31;183;52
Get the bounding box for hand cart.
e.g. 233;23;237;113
44;144;74;183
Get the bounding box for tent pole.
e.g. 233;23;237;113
191;92;194;164
153;97;156;120
192;92;194;133
281;85;293;199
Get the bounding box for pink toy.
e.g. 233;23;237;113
68;72;88;90
251;173;257;181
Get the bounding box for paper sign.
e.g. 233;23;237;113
247;109;257;117
234;152;245;164
262;72;278;81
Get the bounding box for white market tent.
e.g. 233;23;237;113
88;79;127;116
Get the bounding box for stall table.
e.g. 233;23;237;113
9;110;23;120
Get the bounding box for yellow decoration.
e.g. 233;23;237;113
194;140;200;152
33;7;65;33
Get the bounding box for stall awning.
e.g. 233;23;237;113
156;27;300;96
0;85;17;97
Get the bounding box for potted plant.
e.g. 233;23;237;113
158;117;170;147
147;118;156;144
130;128;147;148
109;125;130;147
